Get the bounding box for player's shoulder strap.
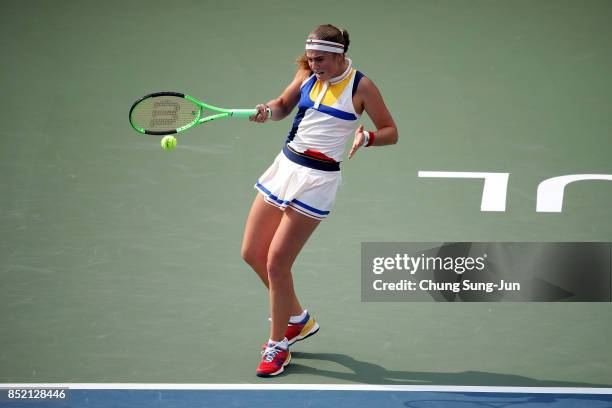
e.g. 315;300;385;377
352;70;365;97
301;73;316;88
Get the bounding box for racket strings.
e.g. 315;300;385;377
130;96;200;132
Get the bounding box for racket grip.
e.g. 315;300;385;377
230;109;258;118
230;108;272;119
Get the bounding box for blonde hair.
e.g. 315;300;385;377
296;24;350;71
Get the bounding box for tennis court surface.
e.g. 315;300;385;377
1;0;610;406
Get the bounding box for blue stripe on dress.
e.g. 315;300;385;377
286;106;308;143
255;182;291;206
315;103;357;121
255;181;330;216
292;199;330;215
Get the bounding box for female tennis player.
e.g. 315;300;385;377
243;24;398;377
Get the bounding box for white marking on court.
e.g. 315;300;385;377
1;384;611;394
418;171;510;212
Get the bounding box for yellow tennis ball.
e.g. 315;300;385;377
160;135;177;151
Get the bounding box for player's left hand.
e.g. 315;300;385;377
348;124;365;160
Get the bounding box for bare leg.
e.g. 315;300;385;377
241;194;304;316
266;207;320;341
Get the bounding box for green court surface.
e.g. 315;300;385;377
1;0;611;387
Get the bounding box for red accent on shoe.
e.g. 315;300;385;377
256;345;291;377
261;314;320;350
286;314;320;345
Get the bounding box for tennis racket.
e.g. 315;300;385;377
128;92;270;135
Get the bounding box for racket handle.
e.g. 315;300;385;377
230;109;257;118
230;108;272;119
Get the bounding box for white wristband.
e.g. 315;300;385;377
362;131;370;147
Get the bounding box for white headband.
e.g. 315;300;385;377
305;38;345;54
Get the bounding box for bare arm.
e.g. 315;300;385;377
348;76;398;159
250;69;311;122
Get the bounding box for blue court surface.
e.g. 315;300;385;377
2;384;612;408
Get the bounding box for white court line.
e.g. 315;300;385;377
1;384;611;394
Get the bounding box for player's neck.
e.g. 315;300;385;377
329;58;352;84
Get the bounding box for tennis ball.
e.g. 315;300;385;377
160;135;177;151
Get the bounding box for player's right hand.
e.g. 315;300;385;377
250;104;270;123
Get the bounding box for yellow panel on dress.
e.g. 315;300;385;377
309;68;355;107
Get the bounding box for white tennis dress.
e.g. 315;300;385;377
255;59;365;220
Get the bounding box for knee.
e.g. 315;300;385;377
266;253;292;284
241;245;266;270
